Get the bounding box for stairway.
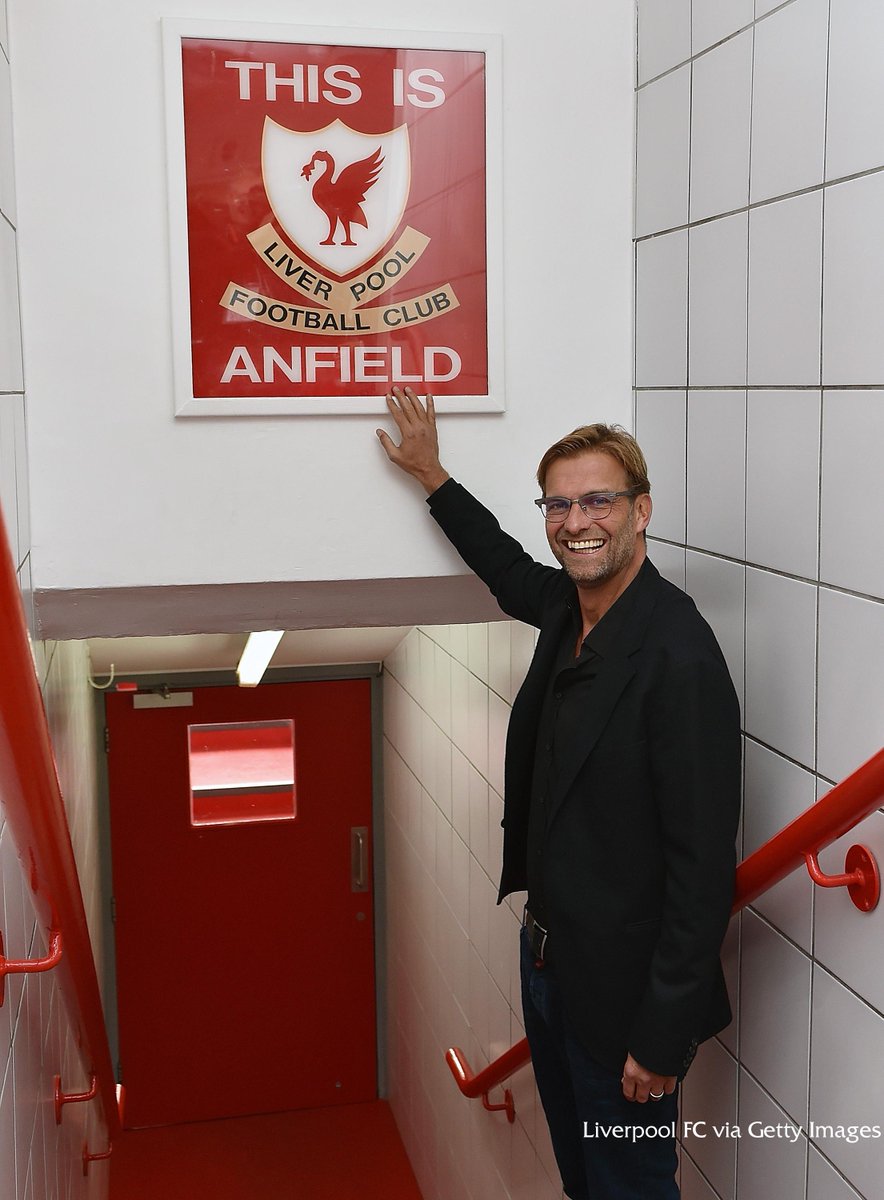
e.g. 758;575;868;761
110;1099;423;1199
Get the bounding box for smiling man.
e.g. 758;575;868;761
377;389;742;1200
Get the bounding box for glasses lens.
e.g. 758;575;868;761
578;493;614;519
540;498;571;521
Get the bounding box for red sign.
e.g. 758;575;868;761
171;32;493;412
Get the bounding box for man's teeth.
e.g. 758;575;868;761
566;539;605;550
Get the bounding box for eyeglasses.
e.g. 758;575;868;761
534;488;642;523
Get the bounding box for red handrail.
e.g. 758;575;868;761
446;744;884;1111
0;509;121;1139
733;747;884;911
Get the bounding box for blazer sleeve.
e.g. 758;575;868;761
427;478;566;628
626;641;742;1077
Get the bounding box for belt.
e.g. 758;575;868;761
523;907;549;961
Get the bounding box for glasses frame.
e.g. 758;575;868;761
534;487;642;523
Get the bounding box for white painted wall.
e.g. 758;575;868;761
8;0;634;593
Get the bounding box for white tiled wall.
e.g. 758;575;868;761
0;0;31;638
383;622;571;1200
1;641;109;1200
636;1;884;1196
1;9;109;1192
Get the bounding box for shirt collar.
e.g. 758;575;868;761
570;557;652;659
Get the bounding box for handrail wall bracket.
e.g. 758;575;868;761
82;1142;113;1176
446;1042;525;1122
482;1089;516;1123
0;928;63;1007
54;1073;99;1125
804;844;880;912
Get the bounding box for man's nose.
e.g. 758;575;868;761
562;500;589;532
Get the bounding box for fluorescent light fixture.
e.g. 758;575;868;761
237;630;285;687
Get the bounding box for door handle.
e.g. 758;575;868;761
351;826;369;892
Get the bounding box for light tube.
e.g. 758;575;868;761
236;630;285;687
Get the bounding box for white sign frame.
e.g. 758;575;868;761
162;19;504;416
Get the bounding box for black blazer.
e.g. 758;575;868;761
429;480;742;1078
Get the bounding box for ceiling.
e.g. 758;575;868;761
86;626;412;679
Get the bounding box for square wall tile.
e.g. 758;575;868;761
814;810;884;1014
688;214;749;387
807;1144;864;1200
746;390;820;578
692;0;754;55
636;390;686;541
0;396;18;569
433;643;452;739
821;390;884;597
810;968;884;1200
745;568;817;768
510;622;534;703
648;540;686;590
684;552;745;711
817;588;884;782
0;49;15;225
719;916;740;1057
450;659;470;760
687;389;746;558
740;909;811;1122
467;623;488;685
468;764;490;878
749;0;828;203
12;395;28;570
0;220;21;392
466;673;489;779
826;0;884;181
449;624;469;668
680;1151;720;1200
487;621;511;704
823;172;884;384
690;31;753;222
737;1071;807;1200
636;66;691;237
681;1038;738;1200
636;230;688;387
451;746;470;847
748;192;823;385
488;690;507;800
0;1070;12;1200
638;0;692;83
743;740;815;949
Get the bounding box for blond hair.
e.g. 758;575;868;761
536;424;651;495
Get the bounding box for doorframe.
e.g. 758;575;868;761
94;662;388;1100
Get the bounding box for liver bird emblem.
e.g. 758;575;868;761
300;146;385;246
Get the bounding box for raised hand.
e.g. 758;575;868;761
376;386;450;495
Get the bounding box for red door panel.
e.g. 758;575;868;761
106;680;375;1128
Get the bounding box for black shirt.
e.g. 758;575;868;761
526;562;647;929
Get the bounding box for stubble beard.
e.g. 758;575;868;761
554;518;638;589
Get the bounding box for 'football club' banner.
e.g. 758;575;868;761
164;23;502;415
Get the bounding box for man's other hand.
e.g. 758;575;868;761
376;386;450;495
621;1053;677;1103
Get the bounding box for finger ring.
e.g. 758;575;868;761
649;1090;664;1100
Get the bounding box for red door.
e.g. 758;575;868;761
106;679;375;1129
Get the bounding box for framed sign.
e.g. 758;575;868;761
163;20;503;416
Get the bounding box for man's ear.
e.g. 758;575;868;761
635;492;652;534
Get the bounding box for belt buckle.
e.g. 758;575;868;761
524;908;548;962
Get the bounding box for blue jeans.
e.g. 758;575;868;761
520;928;679;1200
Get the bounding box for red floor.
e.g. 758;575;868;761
109;1100;423;1200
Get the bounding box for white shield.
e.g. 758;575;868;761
261;118;411;279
